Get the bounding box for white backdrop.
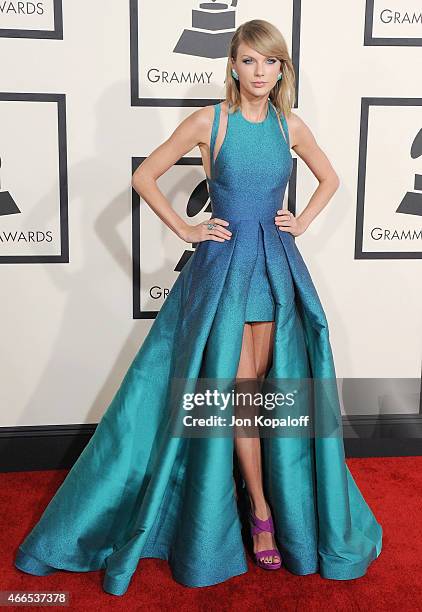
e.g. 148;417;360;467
0;0;421;427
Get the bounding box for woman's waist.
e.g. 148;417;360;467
209;213;277;226
208;187;284;221
210;202;279;224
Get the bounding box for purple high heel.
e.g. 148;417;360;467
249;511;282;570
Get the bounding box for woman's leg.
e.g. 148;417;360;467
250;320;275;381
234;321;279;565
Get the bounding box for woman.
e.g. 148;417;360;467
14;20;382;595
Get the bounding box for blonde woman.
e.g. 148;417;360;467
15;20;382;595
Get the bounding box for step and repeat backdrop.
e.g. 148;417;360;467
0;0;421;427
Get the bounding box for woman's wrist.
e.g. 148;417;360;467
175;221;190;242
297;215;310;233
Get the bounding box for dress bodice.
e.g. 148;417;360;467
207;99;293;222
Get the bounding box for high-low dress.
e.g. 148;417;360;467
14;98;382;596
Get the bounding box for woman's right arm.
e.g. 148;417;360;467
131;106;232;244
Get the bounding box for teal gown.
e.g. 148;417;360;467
14;99;382;595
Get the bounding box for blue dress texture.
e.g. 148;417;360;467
14;99;382;596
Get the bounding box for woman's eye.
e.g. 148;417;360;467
242;58;277;64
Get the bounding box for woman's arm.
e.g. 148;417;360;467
132;107;232;244
275;112;340;236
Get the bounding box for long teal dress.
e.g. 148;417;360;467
14;99;382;596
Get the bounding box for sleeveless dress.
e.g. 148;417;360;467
14;99;382;596
207;100;290;322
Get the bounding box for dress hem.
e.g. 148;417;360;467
15;539;382;595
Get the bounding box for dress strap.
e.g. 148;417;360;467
280;112;290;148
270;100;290;148
210;102;222;174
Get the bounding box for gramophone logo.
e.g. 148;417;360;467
173;0;238;58
130;0;297;106
355;98;422;259
365;0;422;46
396;128;422;217
0;153;53;246
0;0;63;39
0;154;63;263
0;92;69;264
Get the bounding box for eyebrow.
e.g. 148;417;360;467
240;54;275;58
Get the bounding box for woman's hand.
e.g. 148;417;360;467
178;218;232;244
274;209;306;237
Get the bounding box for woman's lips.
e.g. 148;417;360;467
252;82;266;87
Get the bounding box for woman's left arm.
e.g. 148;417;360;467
275;112;340;237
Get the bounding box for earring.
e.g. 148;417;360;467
277;73;282;81
231;68;239;80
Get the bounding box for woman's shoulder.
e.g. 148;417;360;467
285;109;301;125
284;111;317;150
190;101;228;143
195;100;228;121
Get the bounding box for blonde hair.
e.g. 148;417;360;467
224;19;296;119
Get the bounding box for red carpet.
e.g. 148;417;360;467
2;457;421;611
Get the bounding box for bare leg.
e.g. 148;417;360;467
234;321;279;565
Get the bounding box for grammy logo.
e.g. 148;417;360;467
173;0;239;58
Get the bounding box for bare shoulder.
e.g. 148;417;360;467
191;105;213;144
284;111;339;185
133;104;221;182
285;111;316;150
190;104;214;127
133;102;225;183
189;102;226;146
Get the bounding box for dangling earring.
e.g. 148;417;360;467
277;73;282;81
231;68;239;81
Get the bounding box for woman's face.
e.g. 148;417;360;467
231;42;281;96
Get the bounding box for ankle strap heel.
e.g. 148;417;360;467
249;511;282;570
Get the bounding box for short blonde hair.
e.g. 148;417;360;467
224;19;296;119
